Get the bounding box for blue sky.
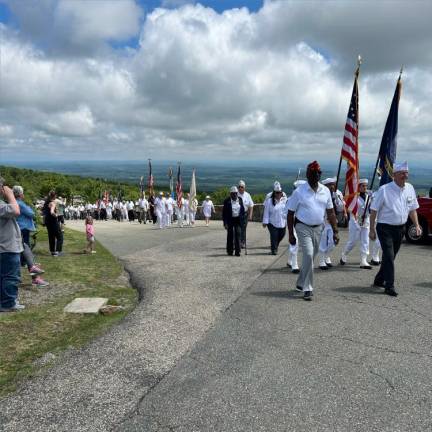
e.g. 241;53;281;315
0;0;431;163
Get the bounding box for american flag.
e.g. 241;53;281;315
148;159;154;193
176;164;183;208
341;67;360;217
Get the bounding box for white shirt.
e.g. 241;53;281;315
183;199;189;211
238;191;254;212
333;189;345;213
139;198;148;210
287;182;333;226
231;199;241;217
202;200;215;216
166;197;174;212
370;181;419;225
263;195;288;228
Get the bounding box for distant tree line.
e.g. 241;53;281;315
0;166;266;205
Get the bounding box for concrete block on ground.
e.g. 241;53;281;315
64;298;108;314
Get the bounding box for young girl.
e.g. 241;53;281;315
85;216;96;254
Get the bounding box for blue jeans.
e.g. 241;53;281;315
0;252;21;308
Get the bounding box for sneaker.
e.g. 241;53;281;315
29;265;45;276
51;252;59;257
295;285;303;292
291;268;300;274
32;276;50;287
384;287;398;297
91;250;97;254
303;291;312;301
0;303;25;312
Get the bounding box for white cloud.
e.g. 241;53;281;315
0;1;431;163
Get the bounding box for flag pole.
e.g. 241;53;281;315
361;66;403;225
335;55;362;193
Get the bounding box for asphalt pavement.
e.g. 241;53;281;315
1;220;431;431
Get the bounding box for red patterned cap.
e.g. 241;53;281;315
307;160;321;172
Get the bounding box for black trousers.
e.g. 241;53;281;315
267;224;286;253
227;217;242;255
240;218;248;245
46;221;63;254
375;223;405;289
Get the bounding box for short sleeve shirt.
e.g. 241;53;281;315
238;191;254;211
370;181;419;225
287;182;333;225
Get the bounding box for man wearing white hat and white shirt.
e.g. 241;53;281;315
369;161;421;296
154;192;167;229
318;177;344;270
237;180;254;248
340;178;373;269
183;194;190;226
174;196;185;227
202;196;215;226
165;195;174;226
285;179;305;273
287;161;339;301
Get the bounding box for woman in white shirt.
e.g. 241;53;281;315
202;196;215;226
262;182;288;255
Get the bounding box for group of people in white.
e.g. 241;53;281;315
153;192;200;228
261;174;382;274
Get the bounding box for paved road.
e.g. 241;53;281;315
1;220;431;431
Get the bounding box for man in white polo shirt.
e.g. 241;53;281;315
369;161;420;297
237;180;254;249
287;161;339;301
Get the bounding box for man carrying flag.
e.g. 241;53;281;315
368;70;421;297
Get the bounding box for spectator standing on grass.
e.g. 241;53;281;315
43;191;64;257
13;186;49;287
0;180;25;312
85;215;96;254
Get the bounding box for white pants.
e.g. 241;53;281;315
156;210;166;228
167;210;173;226
343;218;369;256
371;238;381;261
184;209;190;225
319;223;335;254
189;211;196;224
175;208;184;226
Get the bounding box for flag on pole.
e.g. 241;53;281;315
139;176;145;198
148;159;154;194
168;167;174;198
176;164;183;208
189;168;197;211
341;65;360;217
378;73;402;186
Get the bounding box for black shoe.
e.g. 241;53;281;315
360;264;372;270
287;263;292;268
303;291;312;301
227;252;233;256
270;251;277;255
235;253;241;257
384;287;398;297
373;281;385;288
326;263;333;268
370;260;381;266
292;269;300;274
339;258;346;266
319;265;329;270
295;285;303;292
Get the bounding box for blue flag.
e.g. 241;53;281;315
378;76;402;186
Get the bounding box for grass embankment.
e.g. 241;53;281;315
0;228;138;397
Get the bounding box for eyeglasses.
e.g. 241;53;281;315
238;186;245;189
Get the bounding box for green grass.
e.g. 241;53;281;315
0;228;138;397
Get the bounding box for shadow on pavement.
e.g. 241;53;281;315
414;282;432;289
251;290;302;300
332;285;384;295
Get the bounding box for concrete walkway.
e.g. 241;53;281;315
1;220;431;431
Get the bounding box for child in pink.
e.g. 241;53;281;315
85;216;96;254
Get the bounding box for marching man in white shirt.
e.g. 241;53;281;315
138;195;148;224
154;192;167;229
369;162;420;297
285;180;305;274
318;177;343;270
183;194;190;226
237;180;254;249
202;196;215;226
165;195;174;226
340;178;372;269
287;161;339;301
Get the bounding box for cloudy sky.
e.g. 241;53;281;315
0;0;431;164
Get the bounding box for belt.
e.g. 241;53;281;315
295;218;322;228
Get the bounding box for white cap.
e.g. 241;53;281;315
359;178;368;185
293;180;306;188
205;195;210;199
230;186;238;193
238;180;245;187
394;161;409;173
273;181;282;192
322;177;336;185
159;191;163;196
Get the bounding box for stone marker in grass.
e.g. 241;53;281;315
63;298;109;314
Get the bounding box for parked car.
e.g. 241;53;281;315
405;196;432;243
